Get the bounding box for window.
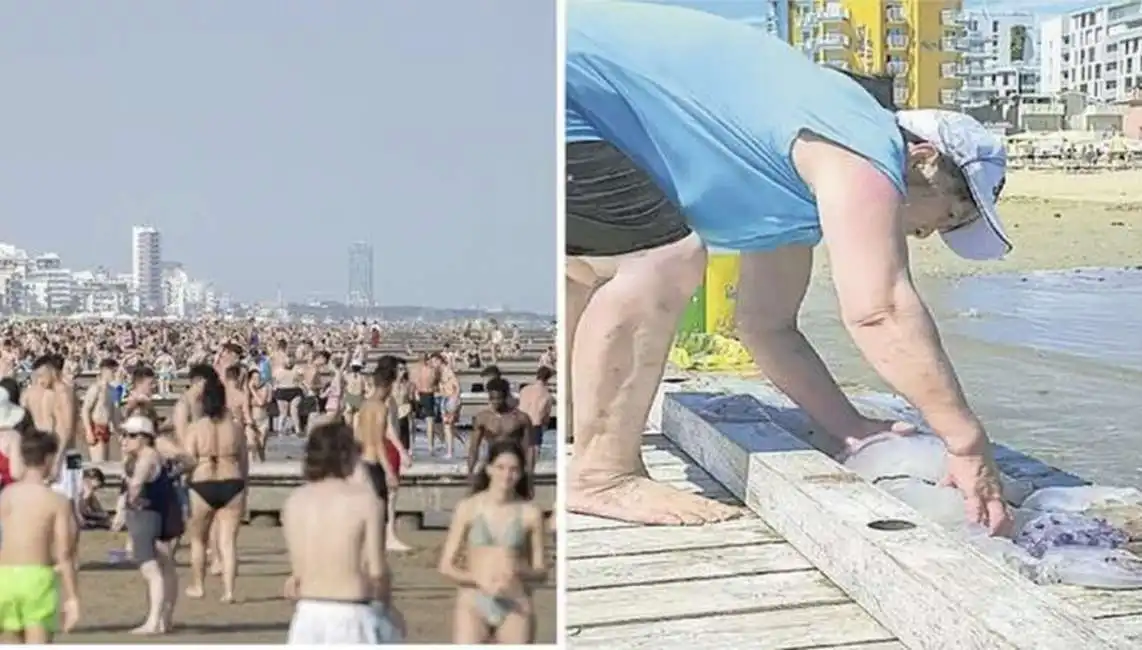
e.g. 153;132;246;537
940;89;958;105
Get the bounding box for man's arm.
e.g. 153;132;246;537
56;389;77;451
467;416;485;475
795;134;985;454
735;245;871;441
80;385;98;437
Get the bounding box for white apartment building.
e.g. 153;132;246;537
960;11;1040;105
25;254;74;313
131;226;163;314
72;269;131;316
1040;1;1142;102
162;263;193;319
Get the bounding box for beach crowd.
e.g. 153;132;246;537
0;318;555;644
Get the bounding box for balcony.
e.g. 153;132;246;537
893;86;910;105
886;60;910;76
941;9;966;26
941;37;968;52
814;32;851;50
885;8;907;24
886;34;909;50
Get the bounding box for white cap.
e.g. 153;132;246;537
896;109;1013;260
122;415;155;436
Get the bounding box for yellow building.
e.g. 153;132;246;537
787;0;966;109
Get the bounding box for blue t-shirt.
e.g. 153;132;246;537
566;0;907;251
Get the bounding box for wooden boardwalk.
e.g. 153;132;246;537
566;434;905;649
565;382;1142;649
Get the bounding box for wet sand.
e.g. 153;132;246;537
64;527;557;644
815;170;1142;279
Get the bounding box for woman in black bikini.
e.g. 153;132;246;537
182;364;249;603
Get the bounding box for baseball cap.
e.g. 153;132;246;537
896;109;1013;260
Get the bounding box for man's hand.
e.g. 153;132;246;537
941;451;1011;536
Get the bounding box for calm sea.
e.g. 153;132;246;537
800;267;1142;488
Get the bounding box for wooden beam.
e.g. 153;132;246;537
661;387;1131;650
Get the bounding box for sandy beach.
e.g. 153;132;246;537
816;169;1142;278
62;527;557;644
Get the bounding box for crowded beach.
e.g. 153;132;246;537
0;317;557;644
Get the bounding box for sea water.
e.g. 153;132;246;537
800;267;1142;489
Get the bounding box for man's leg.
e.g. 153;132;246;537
566;233;741;525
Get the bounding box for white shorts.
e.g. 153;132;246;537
51;452;84;506
287;599;402;645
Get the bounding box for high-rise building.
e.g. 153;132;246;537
1039;1;1142;103
959;11;1040;106
131;226;163;314
787;0;967;109
347;241;374;308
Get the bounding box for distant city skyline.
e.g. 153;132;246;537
0;1;555;312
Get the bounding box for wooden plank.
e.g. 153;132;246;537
1046;584;1142;618
566;516;781;560
566;513;640;532
661;390;1131;650
568;543;813;590
569;602;897;650
1097;614;1142;642
567;571;847;628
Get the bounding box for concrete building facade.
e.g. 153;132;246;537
787;0;967;109
1040;1;1142;103
960;10;1040;106
131;226;163;314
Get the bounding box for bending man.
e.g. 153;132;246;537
565;1;1012;532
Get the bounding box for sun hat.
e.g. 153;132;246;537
0;386;27;430
122;415;155;437
896;109;1013;261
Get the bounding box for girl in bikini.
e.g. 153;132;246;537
438;441;548;644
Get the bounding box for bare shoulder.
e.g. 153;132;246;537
520;501;545;527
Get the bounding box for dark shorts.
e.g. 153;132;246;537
528;425;544;448
417;393;440;422
566;140;691;257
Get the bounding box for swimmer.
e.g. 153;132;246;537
468;378;533;483
182;365;248;603
343;362;367;427
439;441;546;644
246;368;271;463
517;366;555;478
565;1;1009;530
79;358;120;463
119;415;183;634
412;353;441;454
433;354;462;459
283;421;405;644
21;356;82;529
0;430;80;643
355;363;411;552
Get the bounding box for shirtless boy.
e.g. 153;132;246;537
342;363;366;427
80;358;120;463
433;354;462;459
467;378;533;479
0;430;80;643
412;354;440;453
283;421;404;644
517;367;555;475
21;356;80;511
354;365;408;549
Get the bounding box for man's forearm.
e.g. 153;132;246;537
738;326;865;439
845;294;985;454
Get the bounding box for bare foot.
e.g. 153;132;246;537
184;585;204;599
220;593;236;604
567;471;744;526
209;563;223;576
130;621;167;635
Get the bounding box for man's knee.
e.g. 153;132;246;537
639;234;707;299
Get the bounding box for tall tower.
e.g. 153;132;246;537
131;226;163;314
347;241;374;308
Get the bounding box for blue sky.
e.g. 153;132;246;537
964;0;1095;15
0;1;556;311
